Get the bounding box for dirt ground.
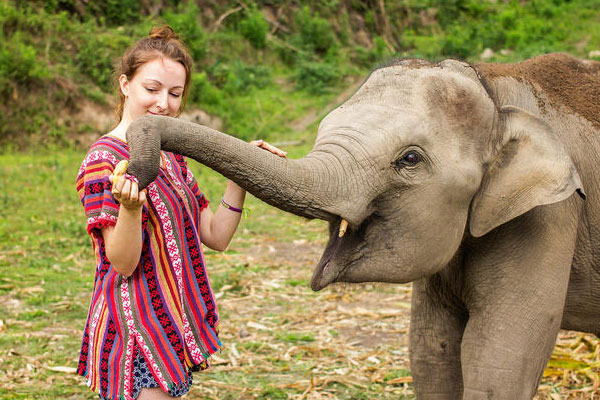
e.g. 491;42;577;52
192;238;600;399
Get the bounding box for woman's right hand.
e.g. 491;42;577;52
110;174;147;209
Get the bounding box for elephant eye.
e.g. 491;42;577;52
395;151;421;168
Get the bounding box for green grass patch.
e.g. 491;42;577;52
276;331;315;343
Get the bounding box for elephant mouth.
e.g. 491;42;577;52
310;219;347;291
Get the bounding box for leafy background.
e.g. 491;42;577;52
3;0;600;148
1;0;600;398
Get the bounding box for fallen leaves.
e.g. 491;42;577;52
246;321;272;331
1;232;599;399
536;332;600;399
181;240;415;399
44;365;78;374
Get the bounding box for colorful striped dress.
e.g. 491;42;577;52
76;135;221;400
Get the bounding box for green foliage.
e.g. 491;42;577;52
208;263;248;293
0;33;48;91
257;385;288;400
285;278;306;287
428;0;488;28
239;6;269;49
189;71;224;107
0;1;49;36
86;0;142;25
75;32;128;91
209;60;272;94
352;35;392;68
429;0;591;60
294;6;337;55
385;368;412;381
4;0;600;147
295;60;340;94
43;0;142;25
162;2;208;61
188;61;292;141
276;331;315;343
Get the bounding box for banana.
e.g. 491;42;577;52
110;160;129;193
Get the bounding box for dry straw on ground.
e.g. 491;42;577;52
188;236;600;399
0;232;598;399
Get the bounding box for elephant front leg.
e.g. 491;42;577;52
410;276;468;399
460;298;564;400
460;206;577;399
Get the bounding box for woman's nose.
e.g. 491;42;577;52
157;91;168;110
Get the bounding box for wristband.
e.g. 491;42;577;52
221;198;243;213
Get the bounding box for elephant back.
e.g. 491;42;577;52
475;53;600;129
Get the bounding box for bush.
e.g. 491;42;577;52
435;0;577;60
294;6;336;55
43;0;142;25
209;61;271;94
430;0;487;28
352;35;394;68
189;71;223;107
0;33;48;94
88;0;142;25
0;1;49;36
441;24;479;59
76;38;115;90
239;7;269;49
295;60;339;94
75;31;130;91
162;2;208;62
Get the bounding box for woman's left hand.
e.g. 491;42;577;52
250;140;287;157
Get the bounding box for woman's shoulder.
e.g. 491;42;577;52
78;134;129;177
92;133;128;152
86;135;129;161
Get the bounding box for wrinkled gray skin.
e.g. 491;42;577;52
126;54;600;399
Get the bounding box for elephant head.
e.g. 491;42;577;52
126;58;584;291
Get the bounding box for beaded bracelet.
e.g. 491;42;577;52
221;198;243;213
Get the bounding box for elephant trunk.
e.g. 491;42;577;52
126;115;339;221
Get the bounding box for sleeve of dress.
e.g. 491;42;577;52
174;154;210;212
76;149;121;237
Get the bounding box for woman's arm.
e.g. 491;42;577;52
102;177;147;277
199;180;245;252
200;140;286;251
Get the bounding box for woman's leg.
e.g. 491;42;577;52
137;388;181;400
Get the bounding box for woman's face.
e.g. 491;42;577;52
120;57;186;122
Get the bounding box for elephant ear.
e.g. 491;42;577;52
469;105;585;237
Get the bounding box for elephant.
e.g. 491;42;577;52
125;53;600;399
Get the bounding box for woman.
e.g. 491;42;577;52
76;25;285;400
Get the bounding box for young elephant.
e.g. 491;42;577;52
126;53;598;399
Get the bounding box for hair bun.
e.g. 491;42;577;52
149;25;179;41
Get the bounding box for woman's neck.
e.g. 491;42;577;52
107;118;130;142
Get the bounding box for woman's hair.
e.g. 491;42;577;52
114;25;193;122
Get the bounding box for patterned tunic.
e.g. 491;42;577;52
76;135;221;400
